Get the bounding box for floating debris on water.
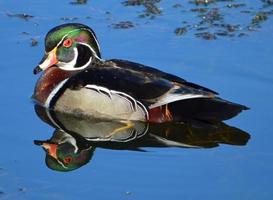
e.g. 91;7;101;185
196;26;208;31
173;3;183;8
191;8;208;13
31;38;38;47
19;187;27;193
0;190;4;197
190;0;215;6
174;27;187;36
240;10;253;14
221;24;241;32
261;0;273;7
60;17;78;21
226;3;246;8
215;31;235;37
252;12;268;24
238;32;248;37
200;8;223;23
144;3;161;14
21;31;30;35
118;0;273;40
7;13;34;21
122;0;162;18
111;21;135;29
195;32;217;40
70;0;88;5
5;0;273;41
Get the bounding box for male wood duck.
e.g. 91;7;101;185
33;23;248;123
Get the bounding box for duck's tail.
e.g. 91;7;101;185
148;97;249;123
169;97;249;123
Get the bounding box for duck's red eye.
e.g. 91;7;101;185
63;156;73;164
63;38;73;48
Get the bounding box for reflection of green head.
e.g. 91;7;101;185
35;129;96;172
45;145;95;172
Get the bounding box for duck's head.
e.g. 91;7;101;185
34;23;101;74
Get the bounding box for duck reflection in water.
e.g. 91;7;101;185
33;105;250;172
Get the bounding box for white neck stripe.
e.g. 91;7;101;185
45;78;69;108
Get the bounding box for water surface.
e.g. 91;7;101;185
0;0;273;199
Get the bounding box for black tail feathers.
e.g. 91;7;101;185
169;97;249;123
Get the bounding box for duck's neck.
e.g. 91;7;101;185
33;67;72;106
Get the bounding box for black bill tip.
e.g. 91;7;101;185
33;140;44;146
33;66;42;75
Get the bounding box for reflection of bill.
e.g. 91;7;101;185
33;105;250;172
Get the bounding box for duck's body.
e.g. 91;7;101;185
33;23;248;123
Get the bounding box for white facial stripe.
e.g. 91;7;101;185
78;42;102;61
54;29;82;51
45;28;86;53
83;27;101;53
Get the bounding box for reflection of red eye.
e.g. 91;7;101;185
63;38;73;48
63;156;73;164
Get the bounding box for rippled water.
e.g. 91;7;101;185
1;0;273;199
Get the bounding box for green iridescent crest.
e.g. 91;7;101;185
45;23;101;58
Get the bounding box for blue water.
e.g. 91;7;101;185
1;0;273;199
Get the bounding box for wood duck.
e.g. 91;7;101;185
33;23;248;123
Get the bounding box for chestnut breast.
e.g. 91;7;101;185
33;67;71;105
